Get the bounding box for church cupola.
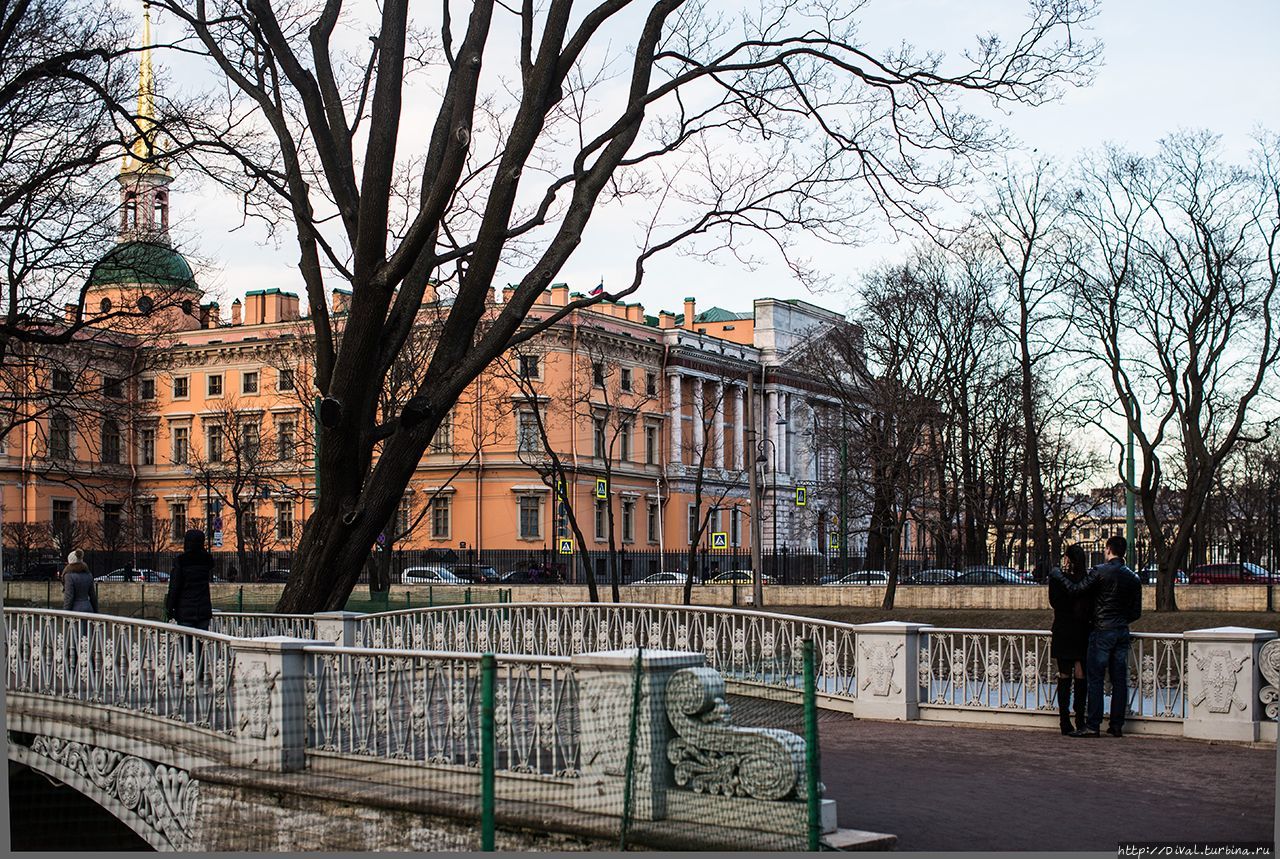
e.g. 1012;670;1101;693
118;1;173;245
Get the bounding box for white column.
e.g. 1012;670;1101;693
765;389;778;463
712;381;725;470
733;386;746;472
669;374;682;464
691;377;705;460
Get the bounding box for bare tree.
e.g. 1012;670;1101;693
1068;132;1280;611
678;373;740;607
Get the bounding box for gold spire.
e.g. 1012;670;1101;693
123;1;167;175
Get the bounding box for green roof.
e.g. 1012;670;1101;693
673;306;752;325
89;241;196;289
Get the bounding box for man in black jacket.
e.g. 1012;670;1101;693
167;529;215;630
1048;535;1143;737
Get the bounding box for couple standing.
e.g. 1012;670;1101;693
1048;535;1143;738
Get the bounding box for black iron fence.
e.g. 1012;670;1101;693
5;539;1277;586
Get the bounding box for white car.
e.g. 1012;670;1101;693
96;568;169;582
401;566;462;584
632;572;690;586
823;570;890;586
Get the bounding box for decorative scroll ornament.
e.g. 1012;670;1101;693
858;640;903;697
1259;639;1280;720
28;736;199;850
1190;647;1250;713
237;660;280;739
665;667;806;801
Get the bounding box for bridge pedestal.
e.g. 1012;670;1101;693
849;621;932;721
231;636;316;772
1182;626;1277;742
571;648;704;821
312;611;361;646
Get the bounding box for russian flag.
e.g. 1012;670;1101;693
589;281;604;296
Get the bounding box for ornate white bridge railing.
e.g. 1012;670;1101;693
349;603;860;701
304;646;580;776
210;612;316;640
5;608;237;733
918;629;1186;720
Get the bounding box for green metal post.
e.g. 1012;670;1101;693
619;648;643;850
803;639;821;851
840;433;849;579
465;587;472;605
1125;415;1136;558
480;653;496;851
406;590;411;609
237;586;243;612
428;586;434;608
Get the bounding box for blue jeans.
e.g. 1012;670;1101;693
1086;627;1131;731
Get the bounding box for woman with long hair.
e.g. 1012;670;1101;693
1049;543;1092;734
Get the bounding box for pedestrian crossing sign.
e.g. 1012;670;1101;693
828;532;840;550
558;537;574;555
796;486;807;507
595;478;608;499
710;532;728;550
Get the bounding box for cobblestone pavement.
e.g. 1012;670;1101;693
816;712;1275;852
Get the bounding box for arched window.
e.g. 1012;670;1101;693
123;192;137;230
49;413;71;459
154;191;168;231
101;420;121;465
136;295;153;314
181;300;194;315
99;297;112;314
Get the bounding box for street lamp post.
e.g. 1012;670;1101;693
756;438;778;557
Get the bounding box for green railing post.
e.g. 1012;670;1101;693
140;582;146;619
465;587;472;605
803;638;821;852
428;586;434;608
237;586;243;612
619;648;643;850
480;652;496;851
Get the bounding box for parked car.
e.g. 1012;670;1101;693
96;568;168;583
450;564;499;584
499;566;565;585
632;572;690;586
402;565;462;585
953;565;1025;585
257;569;290;583
902;568;957;585
823;570;889;586
708;570;775;585
9;561;62;581
1188;562;1271;584
1140;563;1188;585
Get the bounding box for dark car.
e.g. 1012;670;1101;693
10;561;62;581
499;565;564;585
451;564;499;584
953;565;1025;585
1188;562;1271;584
257;569;290;583
903;568;958;585
96;567;169;583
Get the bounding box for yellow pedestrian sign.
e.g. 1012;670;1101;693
828;532;840;550
595;478;608;500
558;537;575;555
710;532;728;550
796;486;807;507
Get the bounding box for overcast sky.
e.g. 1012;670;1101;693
165;0;1280;319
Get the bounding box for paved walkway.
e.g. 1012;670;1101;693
817;712;1275;852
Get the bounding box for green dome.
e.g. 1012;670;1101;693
89;241;196;289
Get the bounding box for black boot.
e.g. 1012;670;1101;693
1056;677;1073;734
1072;678;1088;733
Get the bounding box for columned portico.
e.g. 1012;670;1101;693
733;385;745;471
712;380;725;469
691;377;705;457
669;374;682;463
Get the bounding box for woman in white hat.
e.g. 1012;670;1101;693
61;549;98;613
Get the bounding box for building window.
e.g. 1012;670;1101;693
688;504;699;543
242;514;258;544
517;411;541;452
205;424;222;462
171;503;187;541
394;497;411;538
645;424;658;465
275;501;294;541
430;410;453;452
592;362;605;387
593;417;606;459
647;501;659;543
173;376;189;399
242;371;259;394
172;426;189;465
139;503;154;541
594;500;608;542
519;355;540;379
139;427;155;466
241;422;260;456
207;374;223;397
621;499;635;543
49;413;71;459
730;508;741;546
52;499;73;533
103;377;124;399
709;507;722;535
646;372;657;397
619;420;632;461
518;496;541;540
140;378;156;400
52;368;72;392
103;503;122;543
101;420;121;464
277;420;295;460
620;368;632;392
277;369;295;391
431;498;451;540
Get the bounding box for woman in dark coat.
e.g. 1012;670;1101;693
61;550;98;613
167;529;215;630
1049;543;1092;734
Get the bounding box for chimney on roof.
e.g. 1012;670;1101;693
230;299;242;325
206;304;221;328
502;286;515;304
626;304;643;323
658;311;676;330
551;284;569;306
64;303;78;322
683;297;696;331
423;283;437;304
331;290;351;315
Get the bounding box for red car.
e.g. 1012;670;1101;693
1188;563;1272;584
